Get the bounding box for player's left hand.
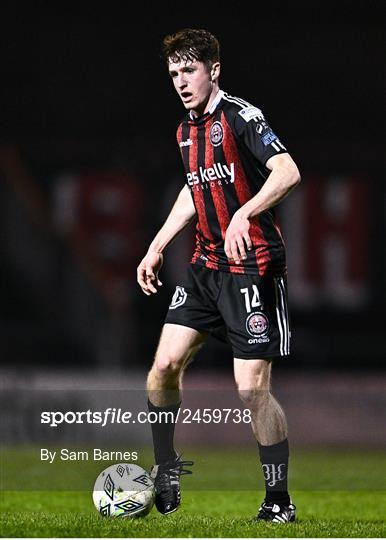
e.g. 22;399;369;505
224;211;252;264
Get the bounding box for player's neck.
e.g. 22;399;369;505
191;85;221;118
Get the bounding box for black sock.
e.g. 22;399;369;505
258;439;290;506
147;399;180;464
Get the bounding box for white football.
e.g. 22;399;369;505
92;463;155;518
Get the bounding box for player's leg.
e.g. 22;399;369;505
217;272;294;521
234;358;295;522
148;265;223;514
234;358;287;445
147;322;206;460
147;322;207;514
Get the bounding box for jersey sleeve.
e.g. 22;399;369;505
232;105;288;165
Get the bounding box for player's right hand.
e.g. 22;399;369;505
136;250;164;296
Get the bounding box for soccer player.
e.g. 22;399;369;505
137;28;300;523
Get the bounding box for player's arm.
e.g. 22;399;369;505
224;153;300;264
137;184;196;295
238;153;300;217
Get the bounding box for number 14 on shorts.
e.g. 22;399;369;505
240;285;264;313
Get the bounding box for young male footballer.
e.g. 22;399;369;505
137;28;300;523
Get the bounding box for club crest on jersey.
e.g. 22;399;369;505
246;312;270;344
210;121;224;146
169;286;187;310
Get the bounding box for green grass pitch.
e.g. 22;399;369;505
1;447;385;537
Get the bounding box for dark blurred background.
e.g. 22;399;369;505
1;1;385;380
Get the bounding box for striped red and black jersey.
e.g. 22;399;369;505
177;90;288;276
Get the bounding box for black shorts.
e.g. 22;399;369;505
164;264;290;360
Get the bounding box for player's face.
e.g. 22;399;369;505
168;58;217;117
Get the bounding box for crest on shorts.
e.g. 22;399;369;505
210;121;224;146
169;286;187;310
246;312;269;337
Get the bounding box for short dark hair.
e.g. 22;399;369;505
162;28;220;68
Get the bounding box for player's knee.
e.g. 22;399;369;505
153;353;184;378
237;387;270;410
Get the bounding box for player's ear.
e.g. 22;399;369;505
210;62;220;82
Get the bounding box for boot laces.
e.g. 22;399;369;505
155;456;193;494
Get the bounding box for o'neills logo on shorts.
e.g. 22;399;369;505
187;162;235;189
